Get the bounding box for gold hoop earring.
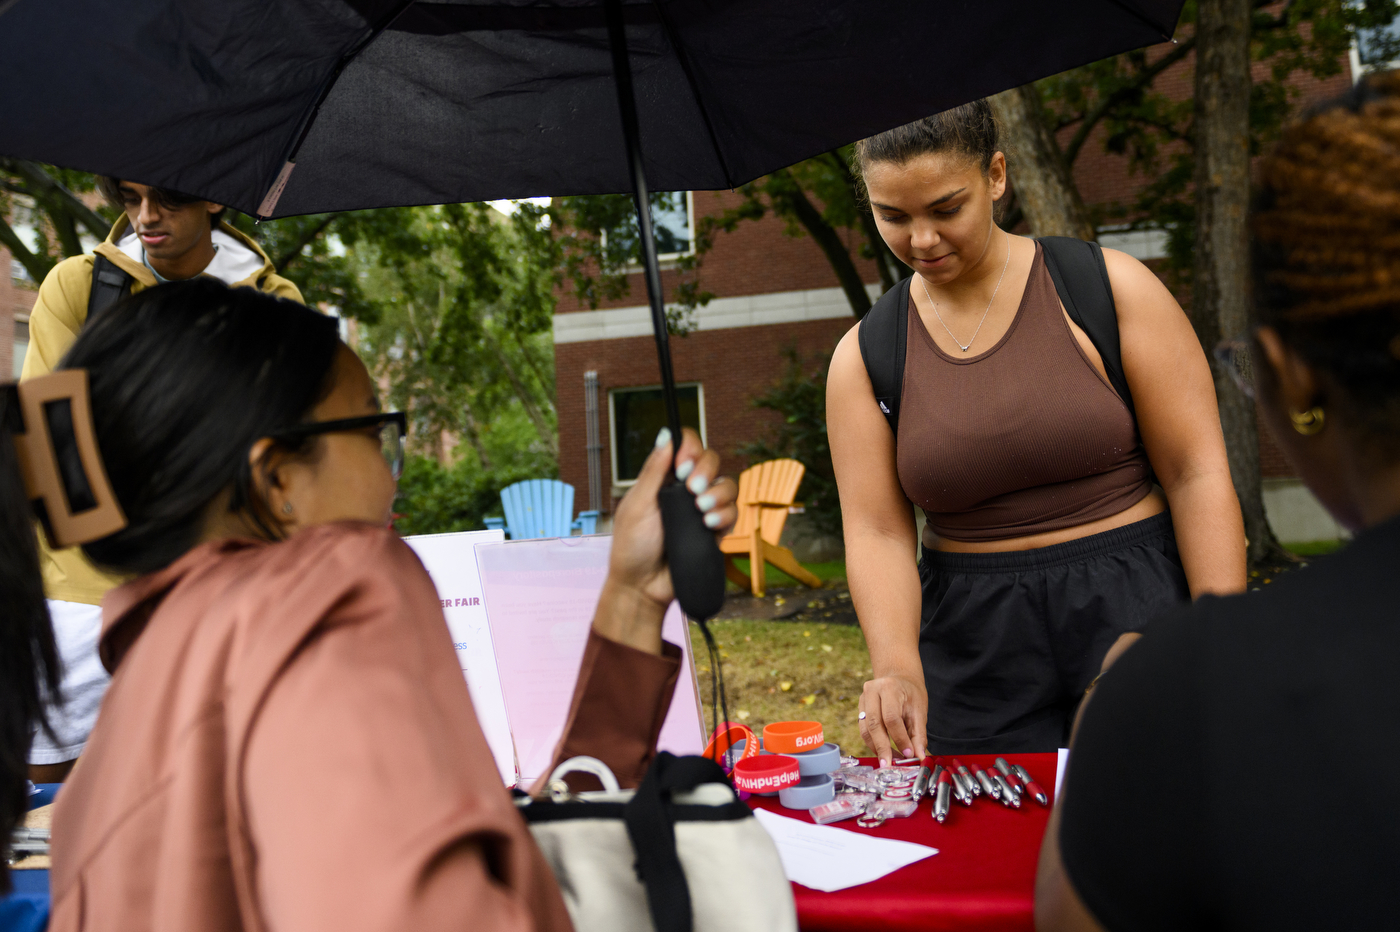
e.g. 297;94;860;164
1289;406;1325;436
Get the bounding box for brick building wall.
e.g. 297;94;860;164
555;189;881;508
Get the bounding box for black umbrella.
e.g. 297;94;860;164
0;0;1184;619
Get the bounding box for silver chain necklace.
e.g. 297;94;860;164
920;228;1011;353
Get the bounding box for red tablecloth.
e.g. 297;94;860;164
746;752;1058;932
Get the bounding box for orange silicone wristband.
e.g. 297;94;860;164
762;720;825;755
703;721;757;765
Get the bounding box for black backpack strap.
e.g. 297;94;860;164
1038;236;1137;422
87;254;134;327
622;752;732;932
857;278;910;435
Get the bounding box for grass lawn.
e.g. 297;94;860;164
1285;539;1345;557
689;618;870;755
724;559;847;591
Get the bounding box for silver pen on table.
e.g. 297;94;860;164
933;769;952;823
992;771;1021;808
970;762;1000;798
911;764;932;803
1012;763;1050;806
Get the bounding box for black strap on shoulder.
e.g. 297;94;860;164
87;254;134;326
1038;236;1136;422
857;278;910;435
622;752;731;932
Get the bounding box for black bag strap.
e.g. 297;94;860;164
1037;236;1136;422
87;254;134;326
857;278;909;435
622;752;731;932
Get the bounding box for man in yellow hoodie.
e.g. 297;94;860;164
22;177;302;781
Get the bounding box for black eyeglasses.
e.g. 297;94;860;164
1213;337;1257;400
271;411;408;480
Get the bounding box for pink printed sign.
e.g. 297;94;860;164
474;535;706;785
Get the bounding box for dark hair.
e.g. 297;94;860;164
853;99;1000;177
98;176;228;230
62;279;340;575
0;394;60;892
1251;70;1400;455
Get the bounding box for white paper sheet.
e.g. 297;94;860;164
405;530;515;785
1055;747;1070;801
753;809;938;892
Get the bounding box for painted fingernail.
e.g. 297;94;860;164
903;748;913;758
654;427;671;448
675;459;694;481
704;511;722;529
687;474;709;496
696;493;716;512
880;759;890;769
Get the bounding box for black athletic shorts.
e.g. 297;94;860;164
918;511;1189;754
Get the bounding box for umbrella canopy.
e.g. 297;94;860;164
0;0;1182;218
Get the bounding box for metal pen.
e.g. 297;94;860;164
992;771;1021;808
933;770;952;823
970;762;1000;798
950;771;972;806
994;757;1025;796
911;765;932;803
951;758;981;797
1012;763;1050;806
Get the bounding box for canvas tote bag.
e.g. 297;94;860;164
519;751;796;932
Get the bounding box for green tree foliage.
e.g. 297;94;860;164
351;202;558;467
737;347;841;537
0;160;113;283
392;417;557;536
2;162;562;536
1035;0;1400;275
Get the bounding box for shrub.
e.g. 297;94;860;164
737;346;841;537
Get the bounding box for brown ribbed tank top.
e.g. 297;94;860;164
897;243;1151;541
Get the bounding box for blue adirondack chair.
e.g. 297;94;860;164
483;479;600;539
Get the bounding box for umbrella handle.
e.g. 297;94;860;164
658;481;726;621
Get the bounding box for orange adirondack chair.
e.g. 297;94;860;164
719;458;822;598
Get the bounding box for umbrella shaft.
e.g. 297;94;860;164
605;0;682;459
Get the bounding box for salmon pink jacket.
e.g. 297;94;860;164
48;523;681;931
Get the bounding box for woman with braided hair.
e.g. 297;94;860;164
1037;70;1400;931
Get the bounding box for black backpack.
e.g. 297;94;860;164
858;236;1136;435
86;254;134;325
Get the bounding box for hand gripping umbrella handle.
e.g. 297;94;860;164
658;480;726;621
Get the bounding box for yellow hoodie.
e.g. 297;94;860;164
21;215;305;604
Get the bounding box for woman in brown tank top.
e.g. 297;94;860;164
827;101;1247;762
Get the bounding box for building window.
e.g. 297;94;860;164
648;191;692;259
13;316;29;380
609;383;705;485
1356;10;1400;72
598;192;694;266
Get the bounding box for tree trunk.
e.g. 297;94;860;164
769;170;873;318
824;151;902;293
988;85;1097;241
1193;0;1284;565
